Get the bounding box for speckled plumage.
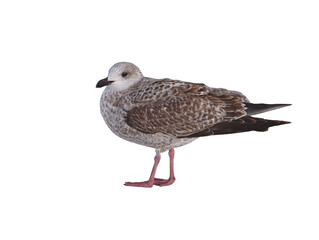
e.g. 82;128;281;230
99;68;251;152
100;79;199;152
97;62;290;187
98;62;291;155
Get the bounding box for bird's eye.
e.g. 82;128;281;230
122;71;128;77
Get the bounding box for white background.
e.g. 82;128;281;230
0;0;318;239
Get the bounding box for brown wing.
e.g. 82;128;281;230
125;93;246;137
122;78;210;107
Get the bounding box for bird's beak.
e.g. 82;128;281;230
96;77;114;88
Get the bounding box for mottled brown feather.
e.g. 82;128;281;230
124;79;247;137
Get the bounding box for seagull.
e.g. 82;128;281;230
96;62;290;188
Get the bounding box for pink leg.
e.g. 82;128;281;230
154;148;176;187
124;150;161;188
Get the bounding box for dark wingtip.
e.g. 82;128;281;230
280;120;291;125
244;103;292;115
276;120;291;125
179;116;291;138
278;103;292;108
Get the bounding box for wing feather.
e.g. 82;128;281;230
124;79;247;137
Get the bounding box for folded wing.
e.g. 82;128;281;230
125;79;247;137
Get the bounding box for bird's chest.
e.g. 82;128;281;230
100;90;126;132
98;89;196;151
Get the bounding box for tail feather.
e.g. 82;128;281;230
211;116;290;135
244;103;291;115
181;116;291;138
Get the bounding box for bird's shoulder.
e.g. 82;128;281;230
126;78;209;102
121;77;248;108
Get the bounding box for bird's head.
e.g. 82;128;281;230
96;62;143;91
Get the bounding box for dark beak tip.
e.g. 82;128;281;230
96;77;108;88
96;81;103;88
